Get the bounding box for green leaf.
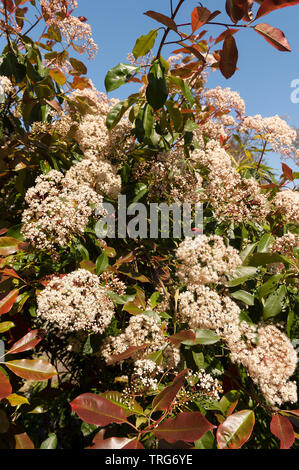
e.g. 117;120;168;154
230;290;255;306
217;410;255;449
146;60;168;111
194;430;215;449
101;391;143;417
257;274;283;299
263;284;287;319
40;434;57;449
194;329;220;345
133;29;158;59
257;233;275;252
105;63;139;92
227;267;258;287
69;58;87;75
106;292;136;305
247;252;286;267
96;252;109;275
106;94;139;130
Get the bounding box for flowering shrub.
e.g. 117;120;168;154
0;0;298;450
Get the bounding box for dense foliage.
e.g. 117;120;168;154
0;0;298;450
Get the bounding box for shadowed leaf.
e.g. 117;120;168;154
71;393;127;426
154;411;215;443
270;414;295;449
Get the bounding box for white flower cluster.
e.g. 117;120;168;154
270;233;299;258
228;324;297;406
203;86;246;116
176;235;242;289
101;314;180;370
37;269;115;334
273;190;299;224
132;359;163;391
187;369;223;401
191;140;270;223
0;76;13;103
22;170;104;252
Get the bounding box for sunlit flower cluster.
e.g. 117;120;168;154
273;190;299;224
37;269;115;334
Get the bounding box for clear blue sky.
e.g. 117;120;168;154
74;0;299;173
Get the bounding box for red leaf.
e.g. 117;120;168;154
225;0;250;23
106;345;149;365
14;432;35;449
169;330;196;347
270;414;295;449
220;33;238;79
90;437;133;449
3;0;14;14
0;369;12;400
152;370;189;411
70;393;127;426
154;412;215;443
144;10;177;32
72;76;92;90
254;23;291;51
281;163;294;180
123;439;145;449
0;268;22;281
217;410;255;449
7;329;44;355
191;7;212;32
0;289;19;316
256;0;299;20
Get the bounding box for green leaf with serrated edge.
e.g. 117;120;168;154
263;284;287;319
133;29;158;59
230;290;255;306
105;63;140;92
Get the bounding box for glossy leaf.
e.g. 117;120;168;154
106;94;139;130
220;33;238;79
0;289;19;316
217;410;255;449
5;359;57;381
70;393;127;426
230;290;255;305
7;329;43;354
72;76;92;90
96;252;109;275
90;437;132;449
194;329;220;345
154;411;215;443
144;10;177;31
270;414;295;449
227;267;257;287
256;0;299;19
169;330;196;346
69;58;87;75
49;68;66;85
0;321;15;333
263;284;287;319
133;29;158;59
254;23;291;52
100;391;143;416
14;432;35;449
152;370;188;411
5;393;29;406
225;0;249;23
219;391;240;417
0;237;20;256
191;7;212;32
0;369;12;400
106;345;149;365
146;60;168;111
40;433;58;449
105;63;139;92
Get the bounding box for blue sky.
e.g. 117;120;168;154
73;0;299;173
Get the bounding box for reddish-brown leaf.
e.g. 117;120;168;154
270;414;295;449
0;268;22;281
152;370;189;411
215;28;239;45
70;393;127;426
281;163;294;180
254;23;291;51
217;410;255;449
0;369;12;400
72;76;92;90
0;237;20;256
5;359;57;381
191;7;211;32
169;330;196;347
123;439;145;449
154;411;215;443
220;33;238;79
0;289;19;316
7;329;43;355
225;0;250;23
256;0;299;20
14;432;35;449
90;437;132;449
144;10;177;31
107;345;149;365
